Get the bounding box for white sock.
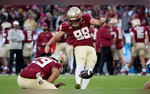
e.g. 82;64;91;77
70;55;74;70
67;56;71;69
142;68;146;72
125;65;129;71
75;64;84;85
3;66;8;71
68;55;74;72
81;66;93;89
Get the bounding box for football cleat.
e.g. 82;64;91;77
124;70;128;75
79;70;94;79
141;72;146;76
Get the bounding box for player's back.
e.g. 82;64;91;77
113;27;123;49
20;57;62;79
130;26;147;42
23;30;34;43
2;29;9;44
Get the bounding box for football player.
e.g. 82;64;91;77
0;22;11;73
125;19;149;75
109;18;127;75
145;24;150;66
17;51;67;89
45;6;106;89
23;23;34;66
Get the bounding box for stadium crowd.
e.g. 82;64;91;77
0;5;150;76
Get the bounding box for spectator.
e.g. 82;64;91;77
122;11;130;33
55;13;66;29
45;12;53;31
35;22;42;35
36;23;53;57
7;20;25;75
24;14;36;32
137;7;147;26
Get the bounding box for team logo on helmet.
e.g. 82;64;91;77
50;51;67;66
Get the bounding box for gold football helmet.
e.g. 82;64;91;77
67;7;82;27
131;18;141;27
50;51;67;66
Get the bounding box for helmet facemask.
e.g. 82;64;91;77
69;18;82;28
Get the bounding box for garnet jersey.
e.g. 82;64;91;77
66;34;73;45
20;57;62;79
60;13;93;48
56;27;67;43
113;27;124;49
2;30;9;44
37;32;53;53
146;26;150;42
23;30;34;43
89;27;95;42
130;26;147;42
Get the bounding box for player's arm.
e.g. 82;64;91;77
0;36;6;47
145;31;149;51
130;32;137;51
112;33;116;50
47;68;60;83
145;31;149;46
47;31;65;47
90;17;106;26
45;31;65;53
47;67;65;88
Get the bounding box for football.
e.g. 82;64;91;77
79;70;94;79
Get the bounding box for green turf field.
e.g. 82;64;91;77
0;75;149;89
